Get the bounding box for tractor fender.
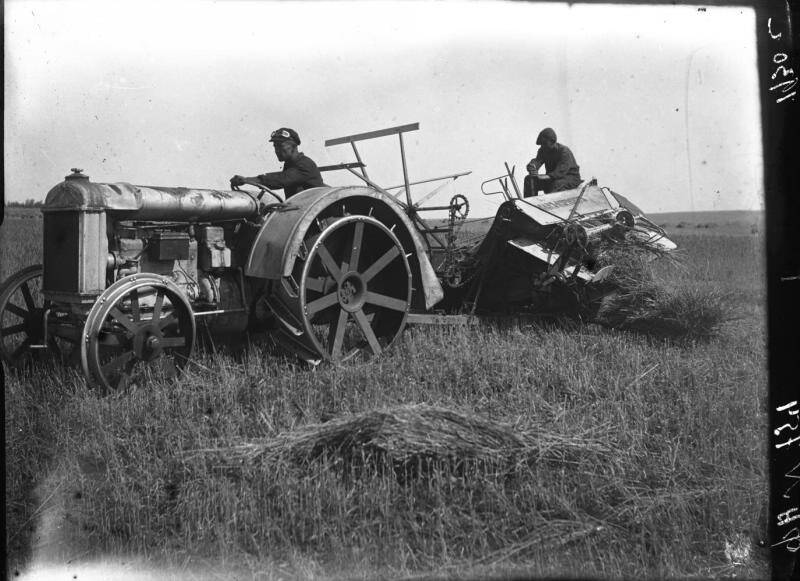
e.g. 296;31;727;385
245;186;444;310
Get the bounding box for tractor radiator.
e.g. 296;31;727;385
42;210;108;302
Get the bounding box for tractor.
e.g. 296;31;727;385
0;123;675;390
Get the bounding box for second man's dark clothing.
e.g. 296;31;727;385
257;153;325;198
524;143;582;197
523;175;555;197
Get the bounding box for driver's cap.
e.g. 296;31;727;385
269;127;300;145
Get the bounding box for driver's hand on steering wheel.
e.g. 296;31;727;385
230;175;246;188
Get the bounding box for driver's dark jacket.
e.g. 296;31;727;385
526;143;582;192
257;153;324;198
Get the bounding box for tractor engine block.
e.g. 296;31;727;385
109;224;245;312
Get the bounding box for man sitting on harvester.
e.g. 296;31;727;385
523;127;582;197
230;127;325;199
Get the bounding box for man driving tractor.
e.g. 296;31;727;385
230;127;325;199
523;127;582;197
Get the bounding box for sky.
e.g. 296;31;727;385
4;0;763;216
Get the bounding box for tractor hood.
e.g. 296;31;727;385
43;169;259;222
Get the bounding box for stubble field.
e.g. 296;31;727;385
3;207;768;579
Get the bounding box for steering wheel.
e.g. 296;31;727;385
232;179;284;205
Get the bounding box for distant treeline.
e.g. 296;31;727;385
5;199;44;208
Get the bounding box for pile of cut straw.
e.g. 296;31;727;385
184;404;620;477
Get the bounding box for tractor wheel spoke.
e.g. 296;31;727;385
353;309;381;356
317;244;342;282
130;289;141;322
152;291;165;321
306;276;325;293
20;282;36;310
2;323;26;336
6;303;28;318
349;221;364;272
307;292;339;316
160;336;187;349
328;309;349;359
361;247;400;283
305;276;328;293
365;291;408;312
109;307;140;335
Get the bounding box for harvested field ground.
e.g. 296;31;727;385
3;206;768;579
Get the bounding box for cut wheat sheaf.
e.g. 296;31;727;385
183;404;622;476
591;239;729;340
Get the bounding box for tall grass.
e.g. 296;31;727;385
0;208;42;280
7;322;767;578
3;210;768;578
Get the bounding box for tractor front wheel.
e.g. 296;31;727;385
81;274;196;391
0;265;76;367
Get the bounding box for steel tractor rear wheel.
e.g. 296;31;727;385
0;265;76;367
269;215;412;363
81;274;196;391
